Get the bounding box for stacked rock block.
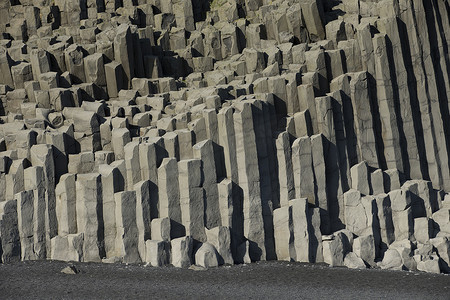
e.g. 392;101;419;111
0;0;450;273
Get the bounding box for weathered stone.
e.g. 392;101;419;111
273;206;293;262
193;139;220;229
151;217;171;242
99;164;123;258
292;137;315;205
50;234;84;262
55;174;77;236
322;232;349;267
344;252;367;269
233;102;266;261
414;217;432;244
0;47;14;87
171;236;193;268
350;161;371;195
12;62;33;89
162;131;179;160
115;191;141;264
158;158;183;238
124;141;141;190
30;144;56;257
430;237;450;272
105;61;124;98
276;132;295;207
114;24;135;89
389;240;417;271
64;45;86;84
344;190;378;239
300;0;325;41
30;49;51;81
375;193;395;249
16;191;36;261
111;128;131;161
76;173;103;262
84;53;106;86
195;242;220;268
353;235;376;266
380;249;404;270
243;48;265;74
5;159;29;202
178;159;205;242
417;255;441;274
134;180;151;260
145;240;170;267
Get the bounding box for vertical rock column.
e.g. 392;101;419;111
158;158;183;238
375;193;395;250
389;188;413;242
5;159;28;207
114;24;135;89
16;190;36;260
276;131;295;207
311;134;331;234
289;198;323;263
105;61;124;98
193;139;221;229
300;0;325;41
372;33;404;172
273;205;294;261
217;106;239;182
55;174;77;236
289;198;308;262
316;95;344;231
383;11;434;183
76;173;103;262
134;180;152;261
99;164;124;258
349;72;379;168
64;45;86;84
176;129;194;160
292;136;315;204
218;178;243;259
30;49;51;81
84;53;106;96
124;141;142;190
139;137;166;219
111;128;131;161
173;0;195;31
233;101;266;261
0;199;20;262
0;46;14;87
30;144;57;257
178;159;206;242
115;191;141;264
253;100;277;260
163;132;180;161
24;166;46;259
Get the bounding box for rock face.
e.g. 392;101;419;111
0;0;449;274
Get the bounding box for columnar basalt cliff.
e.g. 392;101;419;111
0;0;449;274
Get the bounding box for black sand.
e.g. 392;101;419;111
0;260;449;299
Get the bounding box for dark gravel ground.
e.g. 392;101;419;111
0;260;449;299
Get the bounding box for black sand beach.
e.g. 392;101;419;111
1;260;448;299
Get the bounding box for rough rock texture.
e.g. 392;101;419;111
0;0;449;274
